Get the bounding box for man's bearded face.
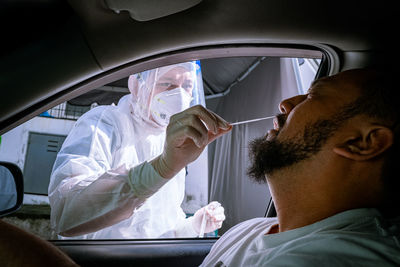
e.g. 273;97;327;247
247;113;344;183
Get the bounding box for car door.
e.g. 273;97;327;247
0;46;326;266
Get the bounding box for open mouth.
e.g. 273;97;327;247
266;114;286;140
273;118;279;131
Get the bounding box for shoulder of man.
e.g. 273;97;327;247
262;227;400;267
229;217;278;235
211;217;278;250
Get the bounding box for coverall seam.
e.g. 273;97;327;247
87;108;116;169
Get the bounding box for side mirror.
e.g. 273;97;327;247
0;161;24;217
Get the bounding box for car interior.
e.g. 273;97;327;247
0;0;396;266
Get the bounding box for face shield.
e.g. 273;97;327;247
128;61;205;128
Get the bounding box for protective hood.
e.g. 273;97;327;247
127;61;205;128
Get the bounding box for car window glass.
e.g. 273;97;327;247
0;56;321;240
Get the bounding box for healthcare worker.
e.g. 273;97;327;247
48;61;231;239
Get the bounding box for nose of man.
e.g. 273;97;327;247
279;94;307;115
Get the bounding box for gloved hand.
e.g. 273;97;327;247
151;105;232;179
192;201;225;236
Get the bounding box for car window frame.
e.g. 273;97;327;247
0;44;335;136
0;45;332;247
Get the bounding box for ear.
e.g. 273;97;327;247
333;126;393;161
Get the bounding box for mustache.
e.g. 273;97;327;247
276;113;286;129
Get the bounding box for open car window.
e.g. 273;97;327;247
0;55;321;240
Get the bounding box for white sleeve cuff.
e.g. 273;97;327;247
128;161;170;199
175;216;199;238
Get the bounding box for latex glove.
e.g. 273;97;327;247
192;201;225;236
151;105;232;179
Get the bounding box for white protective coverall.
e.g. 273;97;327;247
48;62;223;239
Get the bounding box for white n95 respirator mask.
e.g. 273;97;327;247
150;87;192;127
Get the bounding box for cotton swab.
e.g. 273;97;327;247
229;116;275;126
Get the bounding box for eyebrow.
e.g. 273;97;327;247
310;80;318;88
306;82;316;94
307;79;327;94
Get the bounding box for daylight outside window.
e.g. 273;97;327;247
0;56;321;240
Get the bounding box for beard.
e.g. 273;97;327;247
247;114;344;183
